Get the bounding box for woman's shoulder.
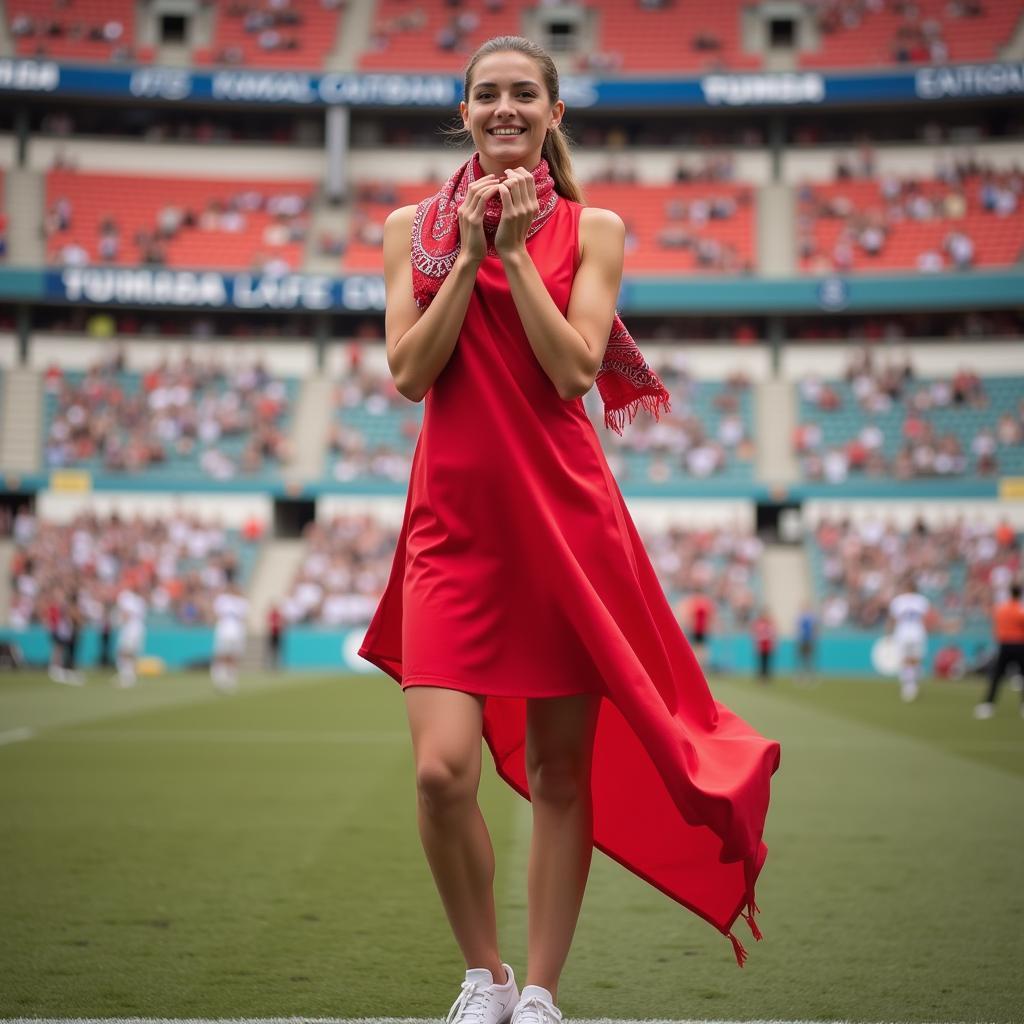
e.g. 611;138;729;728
577;205;626;250
386;204;419;231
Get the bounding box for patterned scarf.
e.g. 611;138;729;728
410;153;671;435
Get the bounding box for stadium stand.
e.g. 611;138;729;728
799;0;1022;70
806;511;1020;631
343;180;756;273
327;367;422;487
793;352;1024;484
41;355;298;483
7;0;144;62
193;0;344;70
44;170;314;271
281;513;398;626
591;0;760;72
797;167;1024;273
360;0;520;71
603;360;756;486
7;509;262;630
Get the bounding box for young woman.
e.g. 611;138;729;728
359;36;781;1024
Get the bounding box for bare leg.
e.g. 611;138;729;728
405;686;506;983
524;694;601;1002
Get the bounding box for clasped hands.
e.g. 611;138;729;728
457;166;539;263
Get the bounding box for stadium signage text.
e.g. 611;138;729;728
0;58;59;92
51;268;386;311
915;62;1024;99
701;73;825;105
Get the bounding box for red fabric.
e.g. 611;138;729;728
410;152;671;436
359;197;781;965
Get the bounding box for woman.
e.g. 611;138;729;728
359;35;781;1024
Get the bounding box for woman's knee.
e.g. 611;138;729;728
415;753;478;813
526;750;591;807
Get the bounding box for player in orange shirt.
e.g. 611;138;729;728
973;582;1024;719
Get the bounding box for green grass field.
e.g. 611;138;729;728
1;667;1022;1022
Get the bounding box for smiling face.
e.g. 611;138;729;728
460;50;564;177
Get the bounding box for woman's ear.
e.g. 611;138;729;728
549;99;565;132
459;100;469;130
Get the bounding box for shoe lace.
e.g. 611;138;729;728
513;996;563;1024
446;980;493;1024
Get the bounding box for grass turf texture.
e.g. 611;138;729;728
0;669;1021;1022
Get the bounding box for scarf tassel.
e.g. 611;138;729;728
726;857;764;967
603;392;673;437
727;930;748;968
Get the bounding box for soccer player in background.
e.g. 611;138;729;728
795;604;817;684
887;577;931;703
114;584;147;689
973;581;1024;719
211;572;248;694
752;607;777;682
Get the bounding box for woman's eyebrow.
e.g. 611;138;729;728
473;80;541;90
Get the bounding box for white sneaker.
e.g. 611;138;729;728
511;985;563;1024
900;682;919;703
446;964;519;1024
973;702;995;720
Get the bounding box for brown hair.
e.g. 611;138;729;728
455;35;585;204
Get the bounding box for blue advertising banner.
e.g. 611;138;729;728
1;58;1022;109
23;266;1024;313
44;267;386;311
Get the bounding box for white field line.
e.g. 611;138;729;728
0;726;35;745
0;729;408;746
0;1018;1002;1024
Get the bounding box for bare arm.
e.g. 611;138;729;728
498;196;625;401
383;175;500;402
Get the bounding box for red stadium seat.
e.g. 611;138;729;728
196;0;344;71
45;170;315;271
9;0;137;62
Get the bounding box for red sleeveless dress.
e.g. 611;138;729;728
359;197;781;966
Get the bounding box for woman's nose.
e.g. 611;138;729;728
494;92;516;117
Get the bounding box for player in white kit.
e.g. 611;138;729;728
211;575;248;694
114;587;147;689
887;580;931;703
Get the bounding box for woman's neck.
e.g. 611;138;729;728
476;149;544;178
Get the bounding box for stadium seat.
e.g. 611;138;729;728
45;170;314;271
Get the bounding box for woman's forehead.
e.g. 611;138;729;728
470;51;542;87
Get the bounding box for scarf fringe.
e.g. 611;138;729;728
603;391;672;436
727;930;748;968
726;855;764;966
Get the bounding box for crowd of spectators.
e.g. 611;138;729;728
646;523;764;629
213;0;342;63
367;0;506;58
604;355;755;482
43;352;294;479
799;157;1023;274
10;9;135;61
794;349;1023;482
279;514;397;626
45;184;310;269
803;0;987;64
7;508;261;632
812;513;1018;631
328;362;419;484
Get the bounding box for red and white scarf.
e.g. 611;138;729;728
410;153;671;435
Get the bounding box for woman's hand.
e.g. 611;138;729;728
495;167;540;259
457;174;500;265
